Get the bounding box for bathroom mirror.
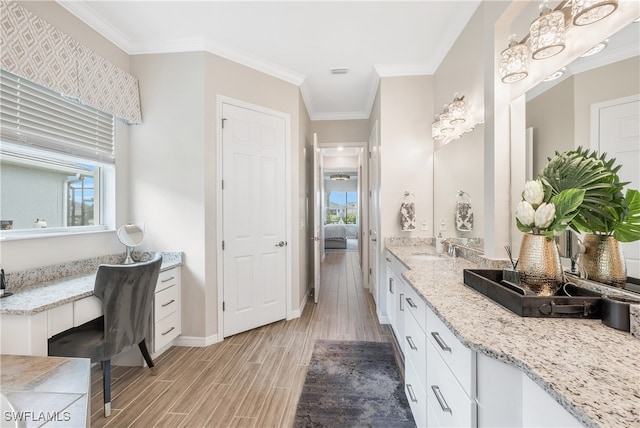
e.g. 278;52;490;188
433;123;485;253
117;223;144;264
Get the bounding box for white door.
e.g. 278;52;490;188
222;102;287;337
594;96;640;278
312;133;321;303
368;121;380;305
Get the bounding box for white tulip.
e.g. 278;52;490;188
522;180;544;206
516;201;536;226
535;202;556;229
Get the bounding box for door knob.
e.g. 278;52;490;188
276;241;287;247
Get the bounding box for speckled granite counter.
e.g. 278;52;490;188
0;252;182;316
1;354;90;427
385;242;640;428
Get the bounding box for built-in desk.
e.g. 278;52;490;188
0;253;182;358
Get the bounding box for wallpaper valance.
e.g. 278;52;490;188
0;0;142;124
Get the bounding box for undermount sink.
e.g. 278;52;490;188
409;254;447;261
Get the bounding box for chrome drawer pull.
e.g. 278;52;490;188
161;299;176;307
385;257;391;262
399;294;404;311
431;332;452;352
161;326;175;336
431;385;452;414
406;336;418;351
389;277;394;293
161;276;175;283
405;297;417;308
406;384;418;403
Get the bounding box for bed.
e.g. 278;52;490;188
324;224;347;249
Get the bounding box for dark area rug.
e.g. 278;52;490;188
294;340;415;428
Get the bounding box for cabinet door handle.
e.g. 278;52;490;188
161;276;175;283
431;385;452;414
405;297;417;308
399;293;404;311
161;326;176;336
161;299;176;307
385;257;391;262
389;277;394;293
406;384;418;403
405;336;418;351
431;332;452;352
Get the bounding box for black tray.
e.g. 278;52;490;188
463;269;602;318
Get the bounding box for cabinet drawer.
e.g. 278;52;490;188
405;355;427;428
156;268;178;292
426;307;474;397
154;311;180;351
404;307;426;390
426;340;476;427
155;284;179;320
73;296;102;327
404;283;426;333
385;251;407;276
48;302;73;338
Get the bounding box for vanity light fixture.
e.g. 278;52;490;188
529;0;566;60
432;116;445;140
572;0;618;26
500;34;530;83
448;94;466;124
330;172;350;181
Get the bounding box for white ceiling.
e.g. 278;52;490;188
57;0;481;120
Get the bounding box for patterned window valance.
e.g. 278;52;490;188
0;0;142;124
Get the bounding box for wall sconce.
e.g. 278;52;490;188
500;0;619;84
529;1;566;59
572;0;618;26
432;94;477;145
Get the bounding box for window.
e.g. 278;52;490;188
0;70;114;235
326;191;357;224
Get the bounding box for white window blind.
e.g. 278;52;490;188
0;70;115;163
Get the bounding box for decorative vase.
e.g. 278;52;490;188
517;234;563;296
580;234;626;288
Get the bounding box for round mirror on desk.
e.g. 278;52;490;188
117;224;144;264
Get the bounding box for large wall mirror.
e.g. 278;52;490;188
433;124;485;252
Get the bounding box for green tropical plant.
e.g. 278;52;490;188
539;147;640;242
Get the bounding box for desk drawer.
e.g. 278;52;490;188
73;296;102;327
156;269;178;292
404;283;426;333
154;311;180;351
155;284;179;320
48;303;73;338
426;308;474;397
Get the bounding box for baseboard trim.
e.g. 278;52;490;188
288;290;309;320
173;333;220;347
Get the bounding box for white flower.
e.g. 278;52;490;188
522;180;544;206
516;201;536;226
534;202;556;229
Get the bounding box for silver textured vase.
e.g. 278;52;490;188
517;234;563;296
581;234;626;288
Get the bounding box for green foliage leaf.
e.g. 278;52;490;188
549;188;584;233
613;189;640;242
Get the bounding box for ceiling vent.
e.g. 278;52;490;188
330;68;349;75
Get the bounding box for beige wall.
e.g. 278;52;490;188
298;90;311;306
310;119;370;144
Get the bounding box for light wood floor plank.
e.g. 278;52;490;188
90;251;390;427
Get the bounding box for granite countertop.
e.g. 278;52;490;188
385;242;640;428
0;252;182;316
0;354;90;427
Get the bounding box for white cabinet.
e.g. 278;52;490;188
403;280;428;428
152;267;181;353
385;251;407;355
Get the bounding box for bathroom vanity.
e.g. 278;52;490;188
0;253;182;360
384;240;639;428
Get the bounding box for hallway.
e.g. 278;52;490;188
90;251;392;427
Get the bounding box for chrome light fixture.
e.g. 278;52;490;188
432;115;444;141
543;67;566;82
500;34;530;83
572;0;618;26
580;39;609;57
529;1;566;60
330;172;350;181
